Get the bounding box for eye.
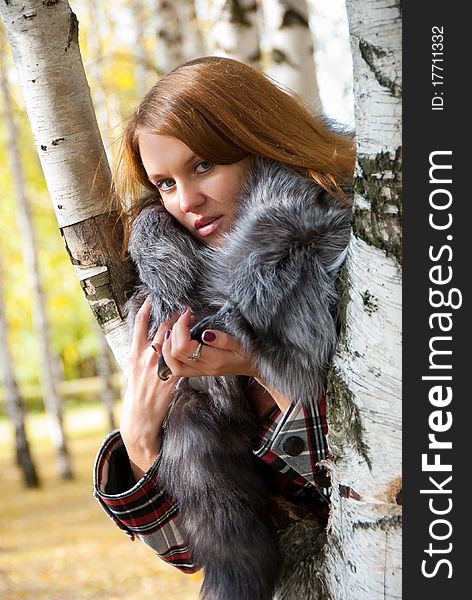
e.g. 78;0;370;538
155;178;175;193
195;160;213;174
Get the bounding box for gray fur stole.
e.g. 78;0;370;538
127;157;351;600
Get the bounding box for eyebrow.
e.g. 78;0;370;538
148;152;199;182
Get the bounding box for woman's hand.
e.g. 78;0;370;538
120;296;180;481
162;308;259;378
162;309;292;412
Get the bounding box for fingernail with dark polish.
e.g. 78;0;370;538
164;329;172;340
202;330;216;343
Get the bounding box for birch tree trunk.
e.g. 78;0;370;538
175;0;206;62
154;0;186;75
320;1;402;597
131;0;154;93
0;258;40;488
208;0;261;67
1;31;74;480
84;0;117;165
0;0;135;378
93;319;116;431
260;0;321;110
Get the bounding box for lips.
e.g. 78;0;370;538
195;216;223;238
194;216;220;229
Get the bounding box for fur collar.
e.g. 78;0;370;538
128;156;352;402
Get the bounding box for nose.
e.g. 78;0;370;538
178;180;206;213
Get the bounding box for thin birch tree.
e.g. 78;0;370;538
131;0;154;93
0;257;40;488
176;0;206;62
84;0;118;165
0;29;73;480
0;0;135;378
93;319;117;431
260;0;321;110
321;0;402;597
208;0;261;67
154;0;186;75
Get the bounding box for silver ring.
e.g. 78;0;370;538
187;342;203;362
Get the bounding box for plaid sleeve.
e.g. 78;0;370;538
93;429;199;574
254;396;331;492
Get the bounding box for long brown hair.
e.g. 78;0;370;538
115;56;355;249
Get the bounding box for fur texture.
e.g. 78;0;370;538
126;157;352;600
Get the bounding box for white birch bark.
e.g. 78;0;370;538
260;0;321;110
175;0;206;62
1;31;74;480
154;0;185;75
84;0;117;165
0;1;135;376
320;1;402;598
93;319;117;431
131;0;154;92
208;0;261;67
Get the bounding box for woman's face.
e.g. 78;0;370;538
138;131;250;247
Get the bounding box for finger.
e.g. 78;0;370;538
131;295;152;352
201;330;245;354
161;328;202;377
171;309;200;359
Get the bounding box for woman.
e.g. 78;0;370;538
94;56;354;600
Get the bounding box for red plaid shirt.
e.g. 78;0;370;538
93;396;331;574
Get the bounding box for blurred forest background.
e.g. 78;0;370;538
0;0;354;598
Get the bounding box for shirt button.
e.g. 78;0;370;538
283;436;305;456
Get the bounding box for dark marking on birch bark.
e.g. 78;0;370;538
250;49;261;63
347;560;357;573
159;29;182;45
51;137;65;146
79;271;119;323
43;0;60;6
358;40;401;98
327;367;372;469
272;48;289;65
362;290;378;314
91;299;120;325
61;214;135;319
336;263;351;349
81;271;112;302
23;12;37;19
352;147;402;262
353;514;402;531
66;11;79;52
282;9;308;28
40;145;47;151
225;0;257;26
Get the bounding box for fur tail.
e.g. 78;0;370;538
206;158;352;405
159;377;279;600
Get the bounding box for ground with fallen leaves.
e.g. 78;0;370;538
0;404;202;600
